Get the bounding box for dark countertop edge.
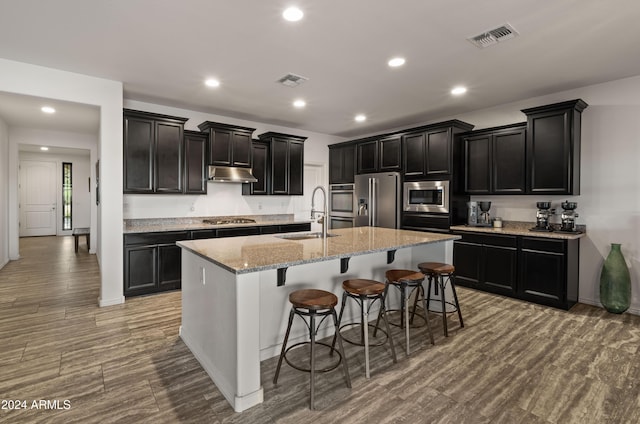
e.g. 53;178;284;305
177;234;460;275
449;224;586;240
124;219;313;234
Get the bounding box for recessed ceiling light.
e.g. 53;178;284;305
41;106;55;114
451;86;467;95
293;99;306;108
40;146;49;151
283;6;303;22
388;57;406;67
205;78;220;88
355;114;367;123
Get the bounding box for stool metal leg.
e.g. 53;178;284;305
332;309;351;388
450;274;464;328
330;292;349;354
273;309;295;384
421;281;435;345
403;284;411;355
439;276;449;337
362;296;371;378
309;312;316;410
379;300;397;363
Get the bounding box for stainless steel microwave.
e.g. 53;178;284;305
403;180;449;213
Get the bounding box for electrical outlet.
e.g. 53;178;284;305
200;267;205;285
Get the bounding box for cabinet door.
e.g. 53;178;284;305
157;243;182;291
329;147;342;184
124;245;156;295
124;116;154;193
526;109;571;194
271;138;289;194
247;142;269;195
453;241;482;287
155;121;183;193
483;245;518;295
425;128;451;175
288;141;304;195
403;132;425;177
184;132;207;194
464;134;491;194
330;145;355;184
231;131;252;167
493;128;526;194
379;136;402;171
217;227;261;237
519;248;565;307
357;140;379;174
209;128;232;166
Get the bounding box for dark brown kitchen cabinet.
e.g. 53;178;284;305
183;130;208;194
329;144;355;184
453;232;518;297
356;136;402;174
357;140;379;174
522;99;588;195
462;124;526;195
197;121;256;168
243;132;306;196
123;109;188;194
243;140;269;195
453;232;579;310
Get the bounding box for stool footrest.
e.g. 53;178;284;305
283;341;343;373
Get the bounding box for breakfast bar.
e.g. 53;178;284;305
177;227;459;412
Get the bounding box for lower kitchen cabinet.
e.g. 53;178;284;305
453;232;579;309
124;223;311;297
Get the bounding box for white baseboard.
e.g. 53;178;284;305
98;295;125;307
578;297;640;316
0;258;8;270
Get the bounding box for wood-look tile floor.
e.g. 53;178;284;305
1;236;640;423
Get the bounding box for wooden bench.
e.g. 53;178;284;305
72;227;90;253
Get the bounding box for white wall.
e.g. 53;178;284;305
0;58;123;307
429;76;640;313
122;100;346;220
18;150;91;234
0;116;8;269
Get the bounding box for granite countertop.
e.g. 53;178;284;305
450;221;586;240
123;214;312;234
177;226;459;274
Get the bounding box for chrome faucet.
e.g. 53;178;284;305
310;185;328;238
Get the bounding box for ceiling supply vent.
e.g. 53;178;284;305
467;23;519;49
276;73;309;87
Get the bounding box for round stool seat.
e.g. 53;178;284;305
289;289;338;310
343;279;385;296
385;269;425;285
418;262;455;275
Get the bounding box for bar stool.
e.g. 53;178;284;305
331;279;397;379
378;269;434;355
417;262;464;337
273;289;351;410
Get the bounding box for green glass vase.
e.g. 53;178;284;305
599;243;631;314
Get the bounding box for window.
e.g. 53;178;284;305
62;162;72;230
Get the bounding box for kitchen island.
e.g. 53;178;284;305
177;226;459;412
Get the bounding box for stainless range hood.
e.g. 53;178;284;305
208;166;258;183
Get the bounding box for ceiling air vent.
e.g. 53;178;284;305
276;73;309;87
467;23;519;49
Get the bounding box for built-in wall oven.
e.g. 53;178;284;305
329;184;356;228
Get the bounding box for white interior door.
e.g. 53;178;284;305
20;160;57;237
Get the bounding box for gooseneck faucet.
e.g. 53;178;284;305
310;185;328;238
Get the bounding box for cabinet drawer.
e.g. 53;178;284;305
280;223;311;233
521;237;565;253
402;213;449;232
217;227;261;238
191;229;218;240
124;231;190;246
454;232;517;248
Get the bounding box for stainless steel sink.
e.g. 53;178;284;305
275;232;339;240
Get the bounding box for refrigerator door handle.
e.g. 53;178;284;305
369;177;376;227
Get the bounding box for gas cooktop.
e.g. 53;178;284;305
202;218;257;225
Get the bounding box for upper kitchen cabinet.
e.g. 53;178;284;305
123;109;188;194
462;123;527;195
197;121;256;168
403;120;474;180
183;130;208;195
355;136;402;174
243;139;270;195
243;132;307;195
329;144;355;184
522;99;588;195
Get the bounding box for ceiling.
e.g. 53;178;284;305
1;0;640;138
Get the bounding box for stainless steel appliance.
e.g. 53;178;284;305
329;183;356;229
355;172;401;228
559;201;581;233
403;180;449;213
530;201;555;231
478;201;492;226
467;201;478;225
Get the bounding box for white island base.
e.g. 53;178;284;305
178;228;456;412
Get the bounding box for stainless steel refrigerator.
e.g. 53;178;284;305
354;172;402;228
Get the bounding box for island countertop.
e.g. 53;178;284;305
177;226;459;274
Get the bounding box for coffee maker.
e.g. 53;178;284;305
532;202;555;231
467;201;478;225
477;201;492;226
559;201;580;233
